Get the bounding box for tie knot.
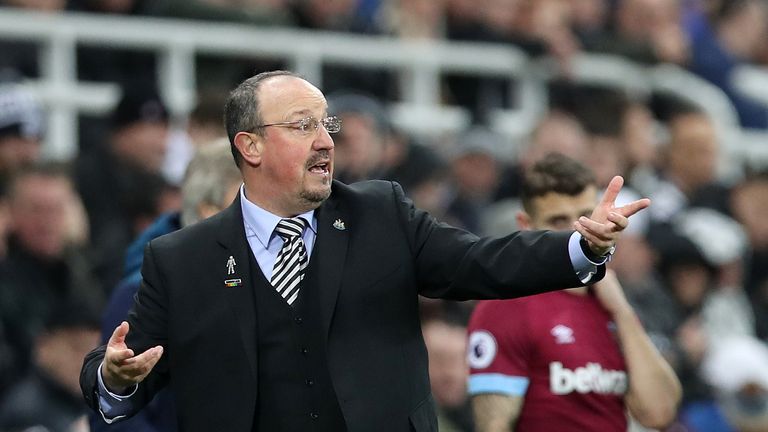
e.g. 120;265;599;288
275;217;306;240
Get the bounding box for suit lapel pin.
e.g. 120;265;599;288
226;255;236;275
333;219;346;231
224;278;242;288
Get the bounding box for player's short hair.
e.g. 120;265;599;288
521;153;596;215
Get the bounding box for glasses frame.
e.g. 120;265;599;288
254;116;342;135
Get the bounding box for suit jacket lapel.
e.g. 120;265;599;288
216;195;258;381
314;191;349;337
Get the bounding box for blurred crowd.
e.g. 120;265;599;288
1;0;768;431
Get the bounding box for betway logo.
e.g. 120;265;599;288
549;362;627;395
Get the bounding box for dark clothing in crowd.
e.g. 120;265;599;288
0;238;102;384
74;148;168;293
0;369;88;432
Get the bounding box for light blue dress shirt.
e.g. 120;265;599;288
239;186;317;279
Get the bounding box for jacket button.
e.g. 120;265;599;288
306;379;314;386
295;316;303;324
301;347;309;355
310;412;319;420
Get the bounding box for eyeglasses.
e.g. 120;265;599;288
255;116;342;136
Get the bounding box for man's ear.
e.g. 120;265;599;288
516;211;532;230
233;131;262;166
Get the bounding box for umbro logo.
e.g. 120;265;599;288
551;324;575;344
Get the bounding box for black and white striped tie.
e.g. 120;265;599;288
271;217;308;305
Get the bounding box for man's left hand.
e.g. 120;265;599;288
574;176;650;257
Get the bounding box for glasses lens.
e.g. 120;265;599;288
298;117;318;134
323;116;341;134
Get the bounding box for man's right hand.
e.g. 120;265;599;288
101;321;163;394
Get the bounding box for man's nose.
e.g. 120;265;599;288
313;127;335;150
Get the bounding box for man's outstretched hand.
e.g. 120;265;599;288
101;321;163;394
574;176;650;257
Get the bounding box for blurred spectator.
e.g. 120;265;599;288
75;86;177;293
495;110;589;201
90;139;241;432
686;0;768;129
731;171;768;340
587;0;690;65
587;135;627;188
675;208;753;340
701;336;768;432
0;84;44;179
0;301;100;432
382;0;445;40
446;127;503;233
522;110;590;166
650;226;719;425
0;163;102;398
650;108;729;222
649;207;757;430
486;109;592;237
327;91;390;184
162;89;228;185
621;101;661;193
388;143;451;221
422;317;474;432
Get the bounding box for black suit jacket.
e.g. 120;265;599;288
81;180;600;432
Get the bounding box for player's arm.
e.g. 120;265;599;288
467;321;531;432
471;393;524;432
593;271;682;428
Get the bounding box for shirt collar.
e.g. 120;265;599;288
239;185;316;249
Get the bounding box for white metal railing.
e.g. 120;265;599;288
0;7;766;169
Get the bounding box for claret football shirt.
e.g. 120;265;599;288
467;290;628;432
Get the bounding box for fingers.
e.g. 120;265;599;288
122;346;163;381
617;198;651;218
104;345;164;388
599;176;624;208
108;321;129;348
574;219;615;251
577;216;618;240
104;322;164;388
607;212;628;230
579;210;629;236
123;346;163;368
107;347;135;364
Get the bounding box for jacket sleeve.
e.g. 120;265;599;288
392;181;602;300
81;242;171;417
